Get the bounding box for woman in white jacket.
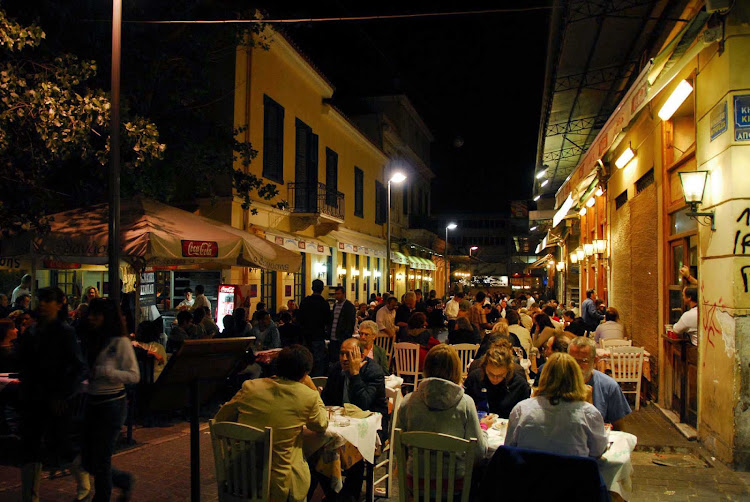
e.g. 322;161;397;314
81;298;140;502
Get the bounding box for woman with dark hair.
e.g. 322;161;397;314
448;316;481;345
532;312;560;350
0;318;19;372
133;320;167;381
81;298;139;502
231;307;252;337
464;345;530;419
398;312;440;371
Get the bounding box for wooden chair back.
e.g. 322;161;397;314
452;343;480;380
373;333;395;368
311;376;328;392
601;339;632;349
209;419;272;502
374;383;404;497
394;429;477;502
609;346;645;410
394;342;421;392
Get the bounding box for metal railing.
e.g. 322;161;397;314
287;182;344;221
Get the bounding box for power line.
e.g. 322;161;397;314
125;6;554;25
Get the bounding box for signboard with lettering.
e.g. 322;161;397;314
734;94;750;141
180;240;219;258
140;271;156;306
711;100;728;141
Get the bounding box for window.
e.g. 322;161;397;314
635;168;655;194
294;119;318;212
293;254;306;305
375;180;387;224
615;190;628;209
261;270;277;314
354;167;364;217
262;95;284;183
325;148;338;206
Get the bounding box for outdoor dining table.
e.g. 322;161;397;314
485;421;638;500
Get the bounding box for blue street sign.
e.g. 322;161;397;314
734;94;750;141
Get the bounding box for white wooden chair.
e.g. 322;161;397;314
601;339;632;349
374;383;404;498
452;343;480;381
394;429;477;502
311;376;328;392
609;346;645;411
209;419;272;502
394;342;421;393
373;333;395;369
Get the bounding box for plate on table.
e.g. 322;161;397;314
492;419;509;431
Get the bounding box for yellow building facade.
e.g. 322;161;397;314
554;3;750;467
200;30;390;312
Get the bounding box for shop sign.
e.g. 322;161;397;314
181;240;218;258
734;94;750;141
43;260;81;269
140;271;156;306
710;100;728;141
0;257;23;270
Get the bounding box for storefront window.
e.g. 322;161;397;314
670;207;698;235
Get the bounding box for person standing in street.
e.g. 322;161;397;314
444;292;462;332
328;286;356;366
81;298;140;502
11;274;32;304
581;289;604;333
375;296;398;338
192;284;211;313
297;279;331;376
18;287;87;502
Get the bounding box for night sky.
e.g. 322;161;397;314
261;1;551;214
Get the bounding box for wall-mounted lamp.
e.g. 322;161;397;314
595;187;604;197
556;262;565;271
351;268;360;277
576;247;585;262
570;252;579;264
586;197;596;208
363;270;372;277
533;195;541;201
594;239;607;254
678;170;715;231
540;179;549;187
336;267;346;276
658;80;693;121
314;262;327;277
615;146;635;169
584;243;594;257
579;207;587;216
374;270;382;278
396;272;405;281
536;169;547;180
408;274;415;280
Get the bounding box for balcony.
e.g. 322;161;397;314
287;182;344;235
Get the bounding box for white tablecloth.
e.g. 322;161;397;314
486;427;636;500
327;412;382;463
385;374;403;392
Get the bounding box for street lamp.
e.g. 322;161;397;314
445;222;457;298
678;170;714;230
469;246;478;257
386;171;407;291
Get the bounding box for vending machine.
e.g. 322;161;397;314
215;284;255;332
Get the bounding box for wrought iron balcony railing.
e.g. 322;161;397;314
287;182;344;221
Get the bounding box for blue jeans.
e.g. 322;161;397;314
82;395;132;502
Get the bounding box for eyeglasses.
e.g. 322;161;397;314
573;358;591;364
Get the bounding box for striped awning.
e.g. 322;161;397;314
391;251;409;265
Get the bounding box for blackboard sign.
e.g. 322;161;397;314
140;271;156;307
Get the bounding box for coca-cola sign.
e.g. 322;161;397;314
181;240;219;258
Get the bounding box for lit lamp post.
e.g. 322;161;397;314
386;172;407;291
469;246;478;257
445;222;457;298
679;170;714;230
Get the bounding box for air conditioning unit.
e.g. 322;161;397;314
705;0;731;13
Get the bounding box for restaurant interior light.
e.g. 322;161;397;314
595;239;607;254
540;179;549;187
615;146;635;169
576;248;585;261
595;187;604;197
536;169;547;179
584;243;594;257
586;197;596;208
570;252;579;264
389;172;407;183
533;195;541;201
579;207;587;216
530;226;537;231
658;80;693;121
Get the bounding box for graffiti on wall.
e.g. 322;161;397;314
701;281;736;360
735;208;750;293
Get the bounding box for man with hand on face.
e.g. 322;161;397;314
318;338;387;501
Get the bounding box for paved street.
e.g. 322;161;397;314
1;403;748;501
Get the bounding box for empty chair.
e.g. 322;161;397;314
374;383;404;497
372;333;395;369
600;339;632;349
394;429;477;502
451;343;479;381
209;419;272;502
394;342;421;393
609;346;645;410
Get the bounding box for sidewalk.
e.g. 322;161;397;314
0;404;748;501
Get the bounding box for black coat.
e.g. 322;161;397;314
321;359;388;417
330;300;356;341
464;366;531;419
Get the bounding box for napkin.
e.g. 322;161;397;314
343;403;373;418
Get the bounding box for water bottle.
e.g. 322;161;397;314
477;388;489;418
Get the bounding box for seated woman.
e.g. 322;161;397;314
504;352;608;457
396;344;489;489
531;312;562;351
397;312;440;371
357;320;389;375
464;345;531;419
215;345;327;502
594;307;626;343
133;320;167;381
448;316;481;345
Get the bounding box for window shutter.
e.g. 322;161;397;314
263;96;284;183
325;148;338;207
354;167;364;218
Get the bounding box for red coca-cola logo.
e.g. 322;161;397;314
181;240;219;258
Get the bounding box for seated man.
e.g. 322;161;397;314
533;332;571;387
357;320;389;375
250;311;281;351
563;310;587;337
318;337;388;501
568;336;631;430
215;345;327;502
